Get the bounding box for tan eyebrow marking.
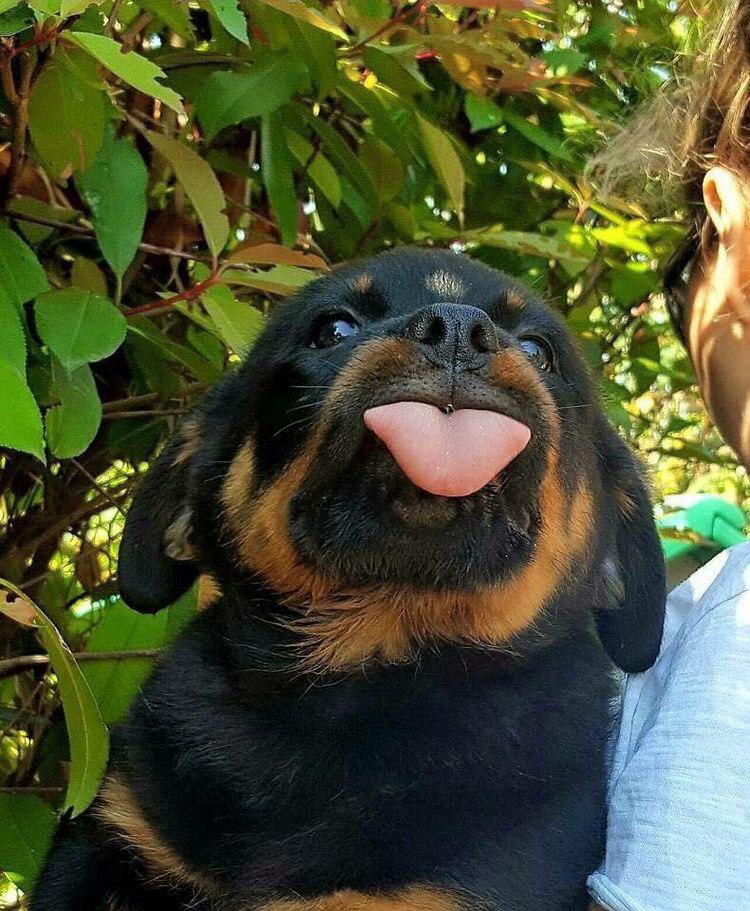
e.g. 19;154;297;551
352;274;373;293
503;290;526;311
425;270;464;300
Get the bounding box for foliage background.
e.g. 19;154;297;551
0;0;748;904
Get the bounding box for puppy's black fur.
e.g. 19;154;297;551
32;249;666;911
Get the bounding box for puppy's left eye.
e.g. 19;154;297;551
519;336;554;372
310;315;360;349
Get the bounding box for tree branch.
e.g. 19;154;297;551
0;649;163;679
0;50;35;207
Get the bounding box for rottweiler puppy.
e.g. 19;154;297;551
32;248;666;911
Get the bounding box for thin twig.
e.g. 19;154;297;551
1;208;214;262
342;0;430;57
69;459;125;513
0;786;64;795
0;649;163;679
102;408;187;419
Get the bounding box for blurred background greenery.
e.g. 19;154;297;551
1;0;747;905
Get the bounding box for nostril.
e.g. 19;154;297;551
470;320;498;354
421;315;447;346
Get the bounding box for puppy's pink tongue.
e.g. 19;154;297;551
364;402;531;498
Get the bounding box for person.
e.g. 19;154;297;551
587;4;750;910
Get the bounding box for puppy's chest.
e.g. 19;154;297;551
141;663;610;907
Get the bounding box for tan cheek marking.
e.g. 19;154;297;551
172;419;202;467
222;439;257;540
230;338;415;596
197;573;222;611
260;887;462;911
425;270;465;300
96;775;217;897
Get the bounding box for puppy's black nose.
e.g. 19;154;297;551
404;304;499;368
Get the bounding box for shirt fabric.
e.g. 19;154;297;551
587;543;750;911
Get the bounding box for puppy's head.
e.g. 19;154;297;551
120;249;665;671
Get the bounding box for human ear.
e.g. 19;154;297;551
703;167;748;239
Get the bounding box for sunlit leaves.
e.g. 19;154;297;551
202;284;265;354
208;0;249;43
254;0;347;40
78;129;148;282
68;32;185;114
417;115;465;222
0;582;110;817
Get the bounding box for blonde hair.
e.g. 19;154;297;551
594;1;750;220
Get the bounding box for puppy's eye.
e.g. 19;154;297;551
310;315;360;349
519;336;554;371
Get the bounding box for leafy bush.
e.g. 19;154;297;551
0;0;747;903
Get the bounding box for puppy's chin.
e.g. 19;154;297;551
289;447;539;590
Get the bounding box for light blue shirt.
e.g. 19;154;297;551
588;543;750;911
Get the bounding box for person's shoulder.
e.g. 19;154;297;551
671;542;750;614
662;543;750;662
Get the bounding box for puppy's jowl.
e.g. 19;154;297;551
32;249;666;911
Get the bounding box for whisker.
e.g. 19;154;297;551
272;415;316;439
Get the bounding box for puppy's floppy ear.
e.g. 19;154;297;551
595;427;666;672
119;420;202;613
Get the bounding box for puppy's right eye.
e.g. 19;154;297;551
310;315;360;349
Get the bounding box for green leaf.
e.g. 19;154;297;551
28;48;108;179
469;228;581;261
0;580;109;816
0;223;49;306
81;600;167;725
285;19;336;97
299;105;378;213
417;115;465;220
363;45;431;98
222;263;314;294
12;197;80;245
208;0;248;43
254;0;347;40
127;317;221;383
68;32;184;115
465;94;503;132
35;289;127;371
137;0;195;38
195;55;309;141
0;3;35;37
78;129;148;281
145;131;229;258
261;111;298;247
45;360;102;458
286;129;341;208
0;794;56;891
502;110;573;162
359;136;404;202
0;290;26;375
202;284;264;354
0;358;45;460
